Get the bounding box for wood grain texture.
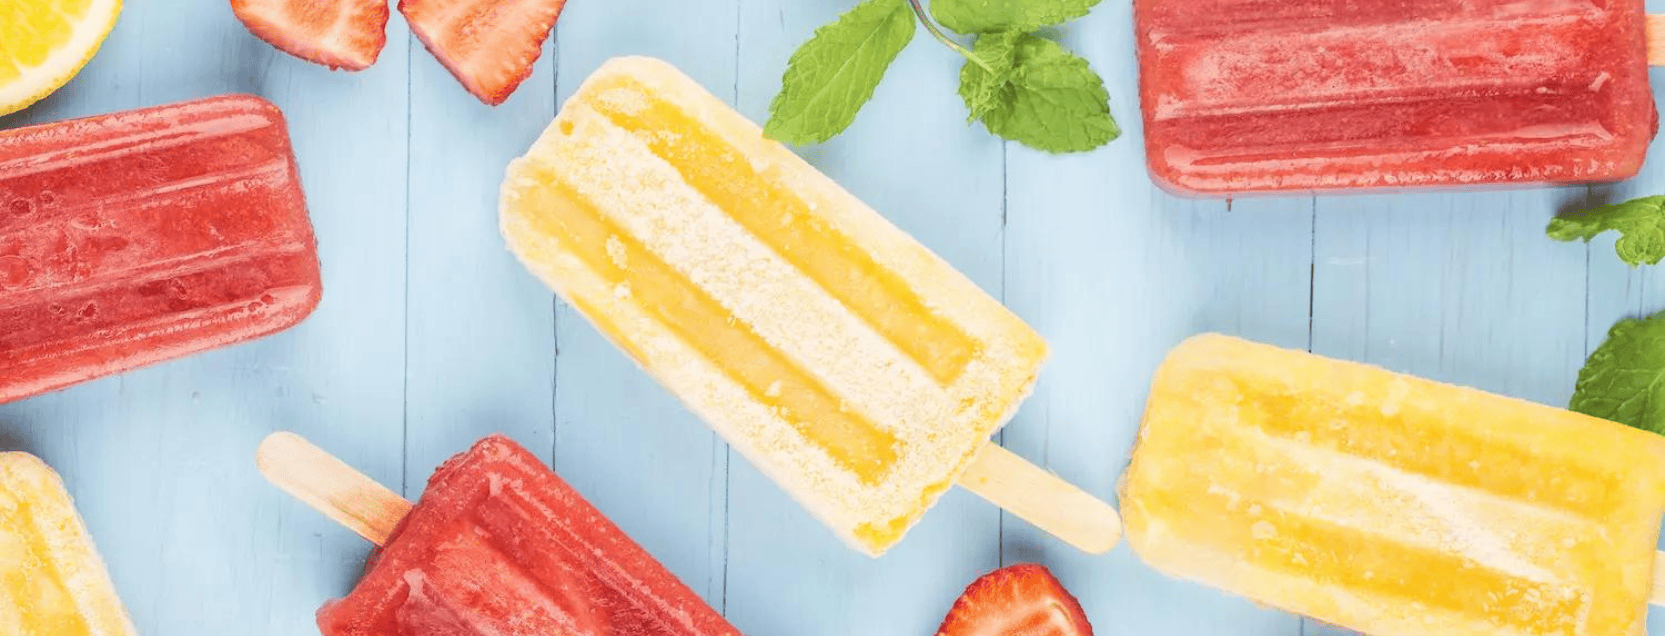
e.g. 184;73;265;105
0;0;1661;634
403;3;558;497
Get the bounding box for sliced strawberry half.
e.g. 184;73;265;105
936;564;1094;636
232;0;389;71
400;0;568;106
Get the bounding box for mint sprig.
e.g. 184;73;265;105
960;31;1117;153
764;0;917;145
931;0;1100;35
765;0;1116;153
1571;309;1665;434
1547;195;1665;267
958;31;1022;123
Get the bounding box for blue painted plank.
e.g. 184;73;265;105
1313;189;1589;398
547;0;742;618
236;15;412;634
999;1;1313;633
721;2;1008;635
402;19;558;488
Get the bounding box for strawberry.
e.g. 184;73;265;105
400;0;568;106
936;564;1094;636
232;0;389;71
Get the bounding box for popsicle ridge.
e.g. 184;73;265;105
1121;334;1665;636
1234;381;1625;517
501;56;1047;555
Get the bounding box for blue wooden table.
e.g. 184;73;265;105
3;0;1662;634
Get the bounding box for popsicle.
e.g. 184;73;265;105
0;452;137;636
0;95;322;403
1137;0;1660;195
257;432;742;636
1119;334;1665;636
498;56;1120;557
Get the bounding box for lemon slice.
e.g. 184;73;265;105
0;0;122;117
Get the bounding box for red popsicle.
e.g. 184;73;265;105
257;432;744;636
0;95;321;402
1137;0;1659;195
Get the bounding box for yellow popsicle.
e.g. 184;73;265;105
1121;334;1665;636
499;56;1051;556
0;452;135;636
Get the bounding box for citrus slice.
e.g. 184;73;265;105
0;0;122;117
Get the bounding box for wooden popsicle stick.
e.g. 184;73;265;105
956;442;1122;554
256;432;410;546
259;431;1120;555
1649;15;1665;66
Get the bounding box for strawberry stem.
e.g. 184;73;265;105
907;0;993;74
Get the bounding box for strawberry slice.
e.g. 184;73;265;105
936;564;1094;636
232;0;389;71
400;0;568;106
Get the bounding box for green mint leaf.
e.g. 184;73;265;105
1547;195;1665;266
931;0;1102;34
957;31;1023;122
764;0;916;145
970;33;1118;153
1571;309;1665;435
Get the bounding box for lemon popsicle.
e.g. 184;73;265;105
0;452;136;636
1120;334;1665;636
500;57;1118;556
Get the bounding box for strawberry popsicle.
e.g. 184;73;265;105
1137;0;1658;195
0;95;321;403
257;433;742;636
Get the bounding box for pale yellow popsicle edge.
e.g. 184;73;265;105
0;452;137;636
497;56;1089;556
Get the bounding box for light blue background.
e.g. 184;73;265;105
2;0;1662;634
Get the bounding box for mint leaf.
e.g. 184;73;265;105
1571;310;1665;434
931;0;1102;34
764;0;916;145
969;33;1117;153
958;31;1023;122
1547;195;1665;266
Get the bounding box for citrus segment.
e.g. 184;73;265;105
0;0;121;117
